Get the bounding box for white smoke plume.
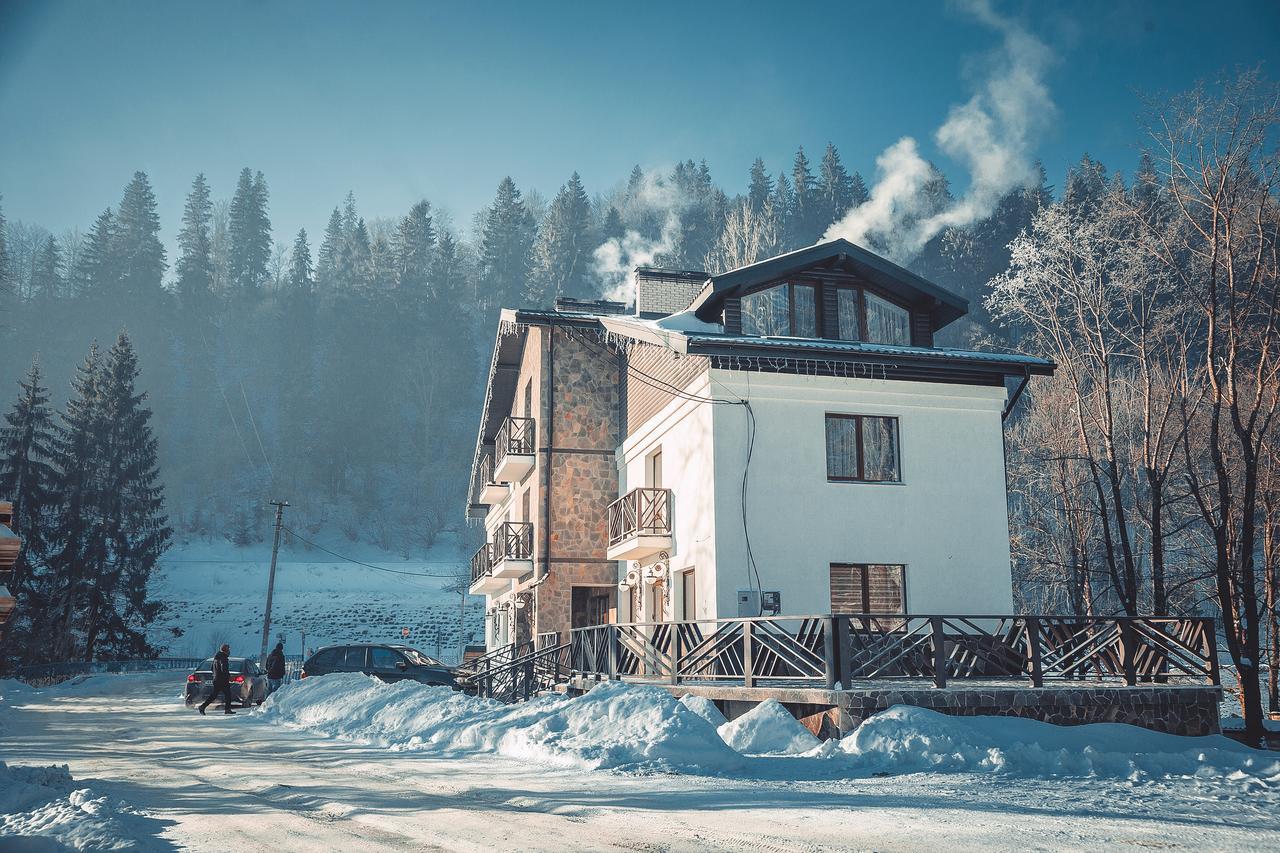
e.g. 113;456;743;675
823;0;1055;262
593;167;689;304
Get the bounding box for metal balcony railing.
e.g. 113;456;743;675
607;488;672;546
495;417;535;471
470;542;494;585
478;454;495;486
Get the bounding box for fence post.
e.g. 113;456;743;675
607;625;618;682
1119;619;1137;686
743;620;755;689
930;616;947;689
823;616;837;690
1204;617;1221;686
1025;616;1044;688
670;625;681;686
837;617;853;687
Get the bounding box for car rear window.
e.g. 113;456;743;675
342;647;367;669
307;648;342;670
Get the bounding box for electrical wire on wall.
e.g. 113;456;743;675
576;325;762;612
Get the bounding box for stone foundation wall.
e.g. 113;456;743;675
831;685;1222;737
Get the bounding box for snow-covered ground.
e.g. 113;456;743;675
149;533;484;663
3;672;1279;851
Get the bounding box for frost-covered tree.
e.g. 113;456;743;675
818;143;856;229
528;172;594;303
747;158;773;213
288;228;313;293
705;198;780;274
30;236;63;301
477;177;534;310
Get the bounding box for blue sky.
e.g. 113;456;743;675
1;0;1277;250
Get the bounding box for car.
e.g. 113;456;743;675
300;644;457;688
184;657;269;709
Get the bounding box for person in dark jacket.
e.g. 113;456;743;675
265;642;286;693
199;644;236;715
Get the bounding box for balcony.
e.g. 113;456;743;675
469;543;507;595
476;455;510;505
606;488;672;561
490;521;534;579
468;522;535;596
494;416;536;483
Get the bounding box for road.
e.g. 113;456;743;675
3;673;1278;851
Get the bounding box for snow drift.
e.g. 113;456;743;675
0;761;164;851
717;699;820;755
262;674;742;774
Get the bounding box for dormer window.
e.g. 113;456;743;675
740;282;817;338
835;287;911;346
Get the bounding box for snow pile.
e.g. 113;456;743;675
718;699;821;755
679;694;728;728
0;762;162;850
263;674;742;774
836;706;1280;783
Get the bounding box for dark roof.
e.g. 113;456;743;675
690;238;969;330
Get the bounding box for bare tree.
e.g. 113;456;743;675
704;198;780;275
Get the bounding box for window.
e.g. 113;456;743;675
740;283;818;337
370;647;404;670
825;414;900;482
836;288;862;341
341;647;367;669
307;648;341;670
830;564;906;614
865;292;911;346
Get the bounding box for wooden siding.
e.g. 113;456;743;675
625;343;710;435
911;311;933;348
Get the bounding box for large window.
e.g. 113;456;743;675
741;283;818;337
825;414;900;482
830;564;906;614
835;288;912;346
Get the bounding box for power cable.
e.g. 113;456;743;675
280;526;467;579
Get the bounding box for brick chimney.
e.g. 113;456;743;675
634;268;707;318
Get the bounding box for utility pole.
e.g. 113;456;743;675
260;500;289;663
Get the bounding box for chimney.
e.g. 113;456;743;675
634;268;708;318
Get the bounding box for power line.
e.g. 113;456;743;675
280;526;466;578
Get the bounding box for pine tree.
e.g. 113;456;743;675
850;171;870;208
395;200;436;312
338;217;372;294
747;158;773;213
602;206;625;243
626;165;645;201
528;172;594;303
72;209;117;297
228;167;272;297
288;228;313;293
479;177;536;309
771;173;794;250
0;359;58;604
176;173;215;309
0;193;10;302
316;207;343;293
115;171;166;301
30;236;63;301
82;332;170;659
790;146;818;246
818;142;856;228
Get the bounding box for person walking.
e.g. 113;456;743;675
265;642;286;693
199;643;236;715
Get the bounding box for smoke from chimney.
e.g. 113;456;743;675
823;0;1055;262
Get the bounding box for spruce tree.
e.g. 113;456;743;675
790;146;817;246
771;173;794;250
228;167;272;297
73;209;117;297
0;193;10;301
850;171;870;208
115;172;166;301
748;158;773;213
316;207;343;293
528;172;594;303
30;236;63;301
176;173;215;310
479;177;535;309
602;206;625;244
395;200;436;312
0;359;58;605
288;228;313;293
83;332;169;659
818;142;856;228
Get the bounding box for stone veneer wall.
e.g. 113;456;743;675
829;685;1222;738
534;328;622;639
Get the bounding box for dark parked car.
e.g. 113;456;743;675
184;657;270;708
300;644;457;687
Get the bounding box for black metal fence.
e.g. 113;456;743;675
569;614;1220;690
13;654;307;686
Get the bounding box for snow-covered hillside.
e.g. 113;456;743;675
149;532;485;663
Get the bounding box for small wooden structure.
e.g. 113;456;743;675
0;500;21;626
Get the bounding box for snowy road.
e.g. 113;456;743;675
3;674;1279;852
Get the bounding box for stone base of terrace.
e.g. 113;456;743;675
562;675;1222;739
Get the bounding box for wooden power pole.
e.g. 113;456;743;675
259;500;289;662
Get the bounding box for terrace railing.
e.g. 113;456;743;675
470;542;493;585
468;641;571;703
569;614;1219;690
492;521;534;562
607;488;672;546
495;416;535;471
478;454;495;488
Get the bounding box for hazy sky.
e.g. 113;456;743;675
1;0;1277;252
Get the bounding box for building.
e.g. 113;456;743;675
465;238;1054;651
